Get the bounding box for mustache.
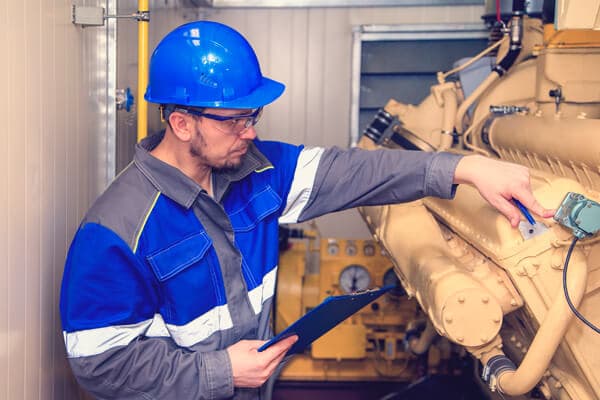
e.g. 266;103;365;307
234;142;250;152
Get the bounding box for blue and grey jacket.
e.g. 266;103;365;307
60;133;461;399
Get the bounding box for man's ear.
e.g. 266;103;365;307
168;111;194;142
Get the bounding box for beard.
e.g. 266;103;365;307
190;127;245;172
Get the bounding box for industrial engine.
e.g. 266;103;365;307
274;1;600;399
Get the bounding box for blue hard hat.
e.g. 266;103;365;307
145;21;285;109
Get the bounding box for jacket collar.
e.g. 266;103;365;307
134;131;272;208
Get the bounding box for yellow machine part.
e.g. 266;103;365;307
355;8;600;400
275;238;425;382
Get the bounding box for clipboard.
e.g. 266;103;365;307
258;285;394;354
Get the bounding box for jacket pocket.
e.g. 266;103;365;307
228;186;282;232
146;232;212;282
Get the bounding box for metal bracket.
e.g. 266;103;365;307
72;5;150;27
489;105;529;115
72;6;105;27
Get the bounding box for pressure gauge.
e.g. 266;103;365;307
363;242;375;256
339;264;371;294
383;267;405;296
327;240;340;256
345;241;357;256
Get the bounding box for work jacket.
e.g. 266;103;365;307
60;132;461;399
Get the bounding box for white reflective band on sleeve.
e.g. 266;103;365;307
166;304;233;348
145;313;170;338
64;305;234;356
64;319;154;358
279;147;324;224
248;266;278;315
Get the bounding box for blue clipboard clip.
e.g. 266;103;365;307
258;285;395;354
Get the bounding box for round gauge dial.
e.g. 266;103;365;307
327;241;340;255
383;267;406;296
363;243;376;256
345;241;357;256
339;264;371;294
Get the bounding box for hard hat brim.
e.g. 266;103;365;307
145;77;285;110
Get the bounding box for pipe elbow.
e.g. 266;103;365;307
482;249;588;396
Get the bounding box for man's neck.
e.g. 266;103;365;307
150;134;213;194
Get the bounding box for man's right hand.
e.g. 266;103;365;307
226;335;298;388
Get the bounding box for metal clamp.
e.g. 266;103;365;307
489;105;529;115
482;355;516;392
105;11;150;22
72;6;150;27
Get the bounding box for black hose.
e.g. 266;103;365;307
512;0;526;13
492;0;524;77
493;48;520;76
562;237;600;334
363;108;394;143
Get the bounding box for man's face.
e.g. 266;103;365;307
190;108;259;171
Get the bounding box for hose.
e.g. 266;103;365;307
455;0;524;135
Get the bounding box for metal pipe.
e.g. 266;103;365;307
439;87;458;150
407;319;438;355
137;0;149;142
454;72;500;135
455;3;523;136
480;248;588;395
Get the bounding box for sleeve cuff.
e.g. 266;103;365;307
204;349;234;399
425;152;464;199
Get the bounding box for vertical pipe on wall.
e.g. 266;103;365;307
137;0;149;142
349;27;362;147
106;0;117;184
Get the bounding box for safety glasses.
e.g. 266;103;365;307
176;107;263;135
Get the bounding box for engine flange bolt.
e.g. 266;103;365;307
445;316;453;323
482;296;489;303
458;296;465;303
457;336;464;342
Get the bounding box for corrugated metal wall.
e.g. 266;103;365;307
117;4;484;238
0;1;110;399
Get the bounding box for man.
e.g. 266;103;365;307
60;21;553;399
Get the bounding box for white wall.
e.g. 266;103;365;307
0;1;110;399
118;4;484;238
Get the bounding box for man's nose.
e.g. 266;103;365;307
239;125;257;140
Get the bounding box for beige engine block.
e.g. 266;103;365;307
357;11;600;400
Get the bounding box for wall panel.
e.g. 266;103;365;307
0;0;111;398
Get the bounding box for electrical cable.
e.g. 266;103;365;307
496;0;502;24
562;237;600;334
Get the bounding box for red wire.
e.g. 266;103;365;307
496;0;501;23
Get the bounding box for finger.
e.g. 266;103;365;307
513;192;556;219
260;335;298;359
271;335;298;356
264;347;291;376
239;340;268;353
496;197;521;227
